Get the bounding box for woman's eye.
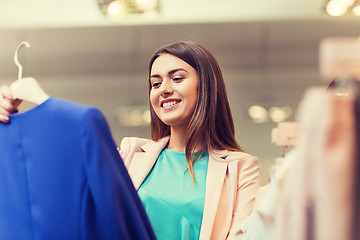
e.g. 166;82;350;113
172;76;183;81
152;82;161;88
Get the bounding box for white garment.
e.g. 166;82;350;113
241;87;356;240
275;88;356;240
240;152;296;240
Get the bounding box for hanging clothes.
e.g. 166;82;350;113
274;87;356;240
239;152;297;240
240;86;357;240
0;97;156;240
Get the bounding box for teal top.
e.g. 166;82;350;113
137;148;209;240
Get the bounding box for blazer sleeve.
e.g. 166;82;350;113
79;108;156;240
228;155;261;239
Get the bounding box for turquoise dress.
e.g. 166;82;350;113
137;149;209;240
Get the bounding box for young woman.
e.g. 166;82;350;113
0;41;261;239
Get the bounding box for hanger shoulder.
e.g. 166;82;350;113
10;77;50;105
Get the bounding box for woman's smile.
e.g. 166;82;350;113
160;99;182;109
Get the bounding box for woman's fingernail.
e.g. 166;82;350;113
1;116;9;122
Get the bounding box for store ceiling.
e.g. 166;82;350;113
0;0;327;29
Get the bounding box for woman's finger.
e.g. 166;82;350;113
0;107;11;123
0;85;13;100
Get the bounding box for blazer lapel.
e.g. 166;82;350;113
200;149;229;239
128;136;169;190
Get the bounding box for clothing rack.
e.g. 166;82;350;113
240;37;360;240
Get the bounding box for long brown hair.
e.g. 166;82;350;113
148;41;242;182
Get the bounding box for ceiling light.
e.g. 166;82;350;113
248;105;269;123
326;0;348;16
135;0;158;13
248;105;293;123
269;106;293;123
107;0;127;20
325;0;360;16
338;0;356;6
352;5;360;15
96;0;160;21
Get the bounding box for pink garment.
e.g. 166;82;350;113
275;88;356;240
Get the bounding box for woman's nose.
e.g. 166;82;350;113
160;79;173;96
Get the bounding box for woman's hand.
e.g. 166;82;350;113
0;85;21;123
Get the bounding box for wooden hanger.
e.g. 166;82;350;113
9;41;49;105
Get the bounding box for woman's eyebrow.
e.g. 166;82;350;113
150;68;188;78
150;74;161;78
168;68;188;75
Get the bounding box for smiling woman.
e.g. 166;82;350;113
0;41;261;240
119;41;261;239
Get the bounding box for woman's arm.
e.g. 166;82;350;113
229;156;261;238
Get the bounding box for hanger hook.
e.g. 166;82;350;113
14;41;31;80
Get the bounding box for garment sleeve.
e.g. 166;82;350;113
79;107;155;240
228;156;261;239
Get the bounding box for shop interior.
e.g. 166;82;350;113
0;0;358;182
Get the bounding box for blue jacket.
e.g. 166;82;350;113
0;97;156;240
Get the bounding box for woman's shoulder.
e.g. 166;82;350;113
223;150;261;170
225;150;259;162
209;149;260;168
226;151;261;186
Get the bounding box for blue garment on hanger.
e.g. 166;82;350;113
0;97;156;240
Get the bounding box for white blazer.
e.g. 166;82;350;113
119;136;261;240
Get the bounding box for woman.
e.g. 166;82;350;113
0;41;261;239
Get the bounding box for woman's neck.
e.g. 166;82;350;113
167;125;186;153
167;125;205;153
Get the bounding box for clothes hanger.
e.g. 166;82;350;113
325;75;358;97
9;41;49;105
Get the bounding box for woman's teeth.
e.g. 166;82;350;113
163;101;177;107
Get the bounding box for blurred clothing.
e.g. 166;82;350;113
276;88;355;240
352;81;360;240
240;87;357;240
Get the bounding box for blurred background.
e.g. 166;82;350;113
0;0;359;183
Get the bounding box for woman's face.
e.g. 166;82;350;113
150;54;199;128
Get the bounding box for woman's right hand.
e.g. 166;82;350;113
0;85;21;123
